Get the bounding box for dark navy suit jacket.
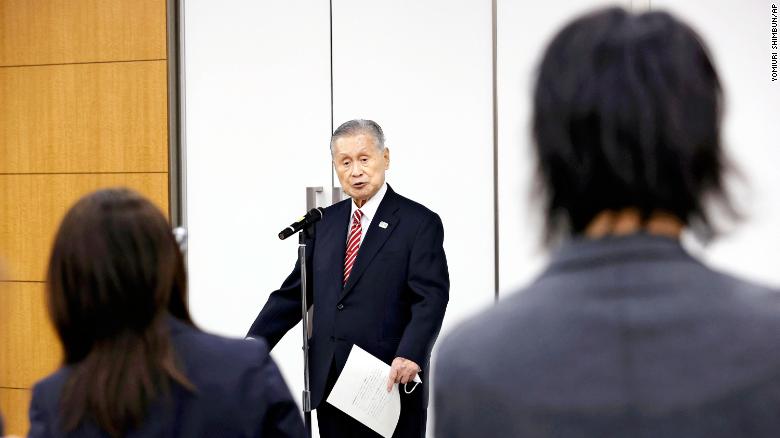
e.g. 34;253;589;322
248;185;449;409
28;318;305;438
435;234;780;437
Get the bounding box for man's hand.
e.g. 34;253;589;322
386;357;420;392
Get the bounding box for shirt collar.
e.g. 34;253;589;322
351;182;388;224
547;232;690;273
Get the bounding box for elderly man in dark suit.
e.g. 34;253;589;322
435;7;780;438
249;119;449;438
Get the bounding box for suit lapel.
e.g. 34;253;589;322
339;186;401;300
319;199;351;292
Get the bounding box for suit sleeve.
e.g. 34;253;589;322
395;213;450;368
28;383;53;438
247;228;315;349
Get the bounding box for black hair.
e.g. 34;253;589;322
47;188;193;436
533;7;731;238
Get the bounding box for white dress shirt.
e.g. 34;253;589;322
347;182;388;246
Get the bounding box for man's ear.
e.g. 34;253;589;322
383;147;390;169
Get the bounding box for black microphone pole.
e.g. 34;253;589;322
278;208;322;438
299;228;313;438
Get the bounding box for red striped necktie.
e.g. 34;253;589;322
343;209;363;286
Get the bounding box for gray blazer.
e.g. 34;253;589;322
435;233;780;438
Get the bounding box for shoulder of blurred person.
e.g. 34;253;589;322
164;316;304;436
435;233;780;438
437;3;780;437
29;317;304;438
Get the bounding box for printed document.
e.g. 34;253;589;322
325;345;420;438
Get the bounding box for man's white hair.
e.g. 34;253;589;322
330;119;385;153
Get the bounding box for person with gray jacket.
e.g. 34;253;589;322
435;7;780;438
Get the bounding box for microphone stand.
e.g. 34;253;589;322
299;229;313;438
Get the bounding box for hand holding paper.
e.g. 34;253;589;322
326;346;421;438
386;357;421;391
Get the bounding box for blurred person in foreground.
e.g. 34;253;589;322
435;7;780;438
28;188;305;438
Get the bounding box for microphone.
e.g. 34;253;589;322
278;207;324;240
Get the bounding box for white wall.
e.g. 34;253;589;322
182;1;332;425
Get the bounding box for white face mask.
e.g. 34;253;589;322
404;381;420;394
404;374;422;394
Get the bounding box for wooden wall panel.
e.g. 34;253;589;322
0;60;169;174
0;283;60;389
0;0;167;66
0;0;171;432
0;173;169;282
0;388;31;435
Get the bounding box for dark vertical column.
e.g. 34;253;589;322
167;0;184;227
492;0;500;301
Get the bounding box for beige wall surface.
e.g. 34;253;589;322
0;1;170;434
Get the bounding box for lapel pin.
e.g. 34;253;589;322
379;221;389;229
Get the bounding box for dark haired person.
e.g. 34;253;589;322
435;7;780;438
28;188;304;437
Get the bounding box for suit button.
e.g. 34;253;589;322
337;303;344;310
329;336;335;342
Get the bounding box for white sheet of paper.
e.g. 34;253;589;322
325;346;421;438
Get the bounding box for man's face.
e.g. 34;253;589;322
332;133;390;206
